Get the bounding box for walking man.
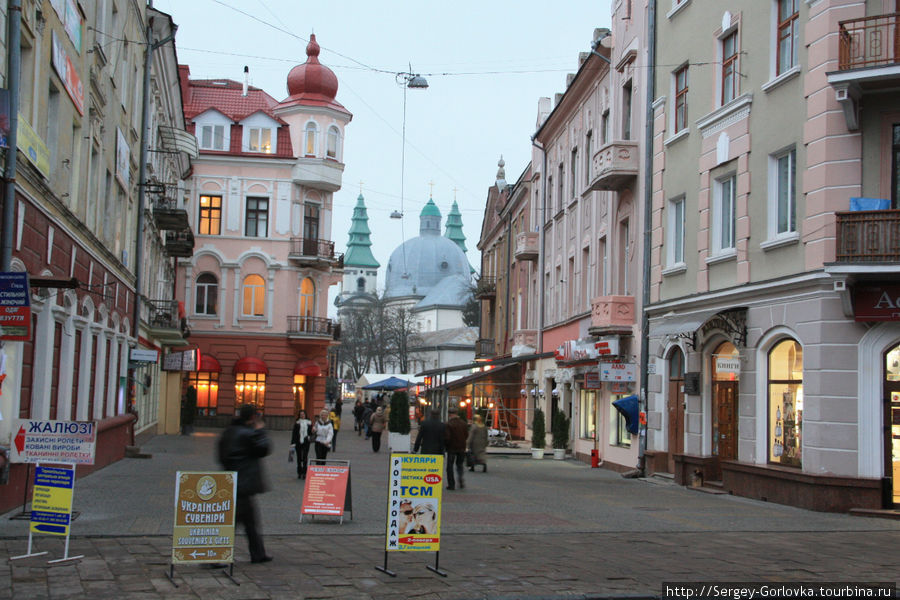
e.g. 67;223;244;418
445;406;468;490
217;405;273;563
414;409;446;455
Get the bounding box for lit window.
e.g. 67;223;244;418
713;175;736;253
768;339;803;467
198;195;222;235
722;32;738;105
776;0;799;75
195;273;218;315
248;127;273;153
326;126;340;159
235;373;266;413
185;376;219;416
304;122;317;156
242;274;266;316
674;66;689;133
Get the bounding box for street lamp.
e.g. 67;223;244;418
393;66;429;221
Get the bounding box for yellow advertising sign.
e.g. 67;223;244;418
16;114;50;179
30;465;75;536
385;453;443;552
172;472;236;564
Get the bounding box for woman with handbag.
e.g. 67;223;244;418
290;409;312;479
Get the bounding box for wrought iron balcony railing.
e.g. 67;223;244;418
288;238;336;261
287;316;335;337
835;209;900;262
475;276;497;299
838;12;900;70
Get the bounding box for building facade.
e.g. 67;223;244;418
178;35;346;430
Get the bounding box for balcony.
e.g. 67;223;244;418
145;299;190;346
474;276;496;299
287;316;336;340
291;158;344;192
165;230;195;258
288;237;341;269
512;329;537;357
834;210;900;263
589;295;636;335
148;182;190;231
475;338;496;360
588;140;639;192
514;231;539;262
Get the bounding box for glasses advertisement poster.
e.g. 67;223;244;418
385;453;444;552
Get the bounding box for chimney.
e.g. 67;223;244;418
242;66;249;96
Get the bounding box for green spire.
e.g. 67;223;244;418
444;200;467;253
344;194;380;268
420;198;441;218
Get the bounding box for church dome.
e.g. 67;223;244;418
286;34;338;101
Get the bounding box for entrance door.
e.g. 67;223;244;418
885;344;900;507
667;348;685;473
714;381;738;460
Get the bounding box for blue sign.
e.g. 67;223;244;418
0;272;31;340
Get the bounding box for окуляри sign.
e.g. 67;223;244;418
385;454;443;552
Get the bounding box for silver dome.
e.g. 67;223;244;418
384;235;471;299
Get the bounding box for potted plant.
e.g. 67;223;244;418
388;390;411;452
531;408;546;459
552;409;569;460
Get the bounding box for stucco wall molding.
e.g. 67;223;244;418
697;93;753;139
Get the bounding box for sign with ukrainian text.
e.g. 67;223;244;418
10;419;96;464
301;463;351;517
0;272;31;341
29;465;76;536
172;472;236;565
385;453;443;552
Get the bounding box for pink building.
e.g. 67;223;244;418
177;35;347;429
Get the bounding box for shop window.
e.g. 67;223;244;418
580;390;597;440
609;397;632;448
768;339;803;467
236;373;266;413
186;374;219;416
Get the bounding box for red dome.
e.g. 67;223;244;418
286;34;338;100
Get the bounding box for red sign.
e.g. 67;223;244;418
853;285;900;321
584;372;601;389
301;463;351;517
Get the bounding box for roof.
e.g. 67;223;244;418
183;78;284;123
413;275;472;311
414;326;479;348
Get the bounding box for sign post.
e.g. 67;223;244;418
376;453;445;577
299;460;352;523
169;471;238;586
10;463;82;563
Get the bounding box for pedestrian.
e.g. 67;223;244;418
312;409;334;462
445;406;468;490
217;404;272;564
414;409;446;455
369;405;387;452
290;409;312;479
467;413;489;473
362;402;374;439
329;404;341;453
353;399;365;435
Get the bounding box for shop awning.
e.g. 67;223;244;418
650;308;722;337
233;356;268;375
199;354;220;373
293;359;322;377
439;363;520;392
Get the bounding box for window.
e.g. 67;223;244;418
768;339;803;467
235;373;265;413
609;397;632;447
892;124;899;207
245;197;268;237
713;176;736;253
200;124;226;151
585;131;592;186
722;32;738;105
356;277;366;292
675;66;689;133
669;197;685;265
598;236;608;296
618;219;630;294
242;274;266;316
546;176;553;220
622;81;633;140
776;0;799;75
304;122;318;156
601;110;610;144
195;273;218;315
198;195;222;235
300;277;315;317
248;127;273;153
185;376;219;416
580;390;597;440
304;203;320;241
557;163;565;212
293;375;307;413
570;147;578;201
774;149;796;235
326;126;341;159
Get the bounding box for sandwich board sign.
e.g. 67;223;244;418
10;463;83;564
172;472;237;565
300;460;352;522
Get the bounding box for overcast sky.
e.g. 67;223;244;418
154;0;613;307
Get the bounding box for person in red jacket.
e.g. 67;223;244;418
444;407;468;490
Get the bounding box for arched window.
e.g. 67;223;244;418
242;274;266;316
300;277;315;317
326;126;340;159
356;277;366;292
768;338;803;467
304;122;318;156
195;272;218;315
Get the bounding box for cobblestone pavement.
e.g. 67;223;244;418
2;418;898;599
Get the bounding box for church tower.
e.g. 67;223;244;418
340;193;380;303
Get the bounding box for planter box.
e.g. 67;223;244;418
389;432;410;453
553;449;566;460
531;448;545;459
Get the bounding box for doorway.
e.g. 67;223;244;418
885;344;900;507
667;347;685;473
712;342;739;461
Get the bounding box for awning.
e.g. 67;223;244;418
199;354;220;373
293;359;322;377
233;357;268;375
438;363;520;392
650;308;722;337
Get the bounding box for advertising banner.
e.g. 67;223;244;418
163;349;199;372
600;362;637;382
172;472;236;564
30;465;75;536
0;272;31;340
385;453;443;552
17;113;51;178
301;462;351;518
10;420;96;464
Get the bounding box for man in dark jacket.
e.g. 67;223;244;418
445;407;468;490
413;409;446;455
218;404;272;563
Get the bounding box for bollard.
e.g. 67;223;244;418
591;449;600;468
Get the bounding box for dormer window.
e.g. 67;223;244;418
248;127;273;153
305;122;318;156
200;124;225;150
326;126;341;160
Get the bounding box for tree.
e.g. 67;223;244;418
388;391;411;434
383;304;423;374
